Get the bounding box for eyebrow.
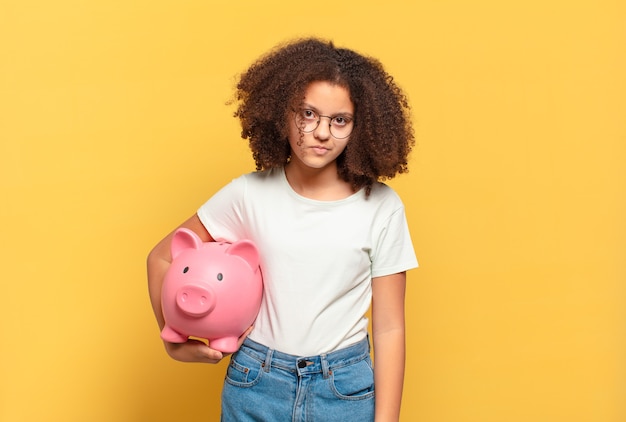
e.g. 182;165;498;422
301;103;354;118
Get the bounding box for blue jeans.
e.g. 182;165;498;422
221;337;375;421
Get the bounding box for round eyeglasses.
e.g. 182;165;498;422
294;108;354;139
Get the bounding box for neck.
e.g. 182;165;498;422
284;162;353;200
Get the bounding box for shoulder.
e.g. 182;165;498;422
367;182;404;206
225;168;287;201
238;168;285;190
241;167;283;182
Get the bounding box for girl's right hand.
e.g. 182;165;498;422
163;325;254;364
164;339;226;364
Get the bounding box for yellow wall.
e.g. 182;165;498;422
1;1;624;421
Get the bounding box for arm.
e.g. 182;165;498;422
147;213;250;363
371;271;407;422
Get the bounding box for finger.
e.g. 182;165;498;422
202;347;224;362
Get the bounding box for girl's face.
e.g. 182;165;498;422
287;81;354;172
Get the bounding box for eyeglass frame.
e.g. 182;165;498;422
292;108;355;139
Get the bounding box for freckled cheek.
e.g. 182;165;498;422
288;125;310;149
287;130;304;151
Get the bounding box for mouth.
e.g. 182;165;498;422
310;146;330;156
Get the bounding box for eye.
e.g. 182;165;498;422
183;267;189;274
300;109;318;121
217;273;223;281
331;115;351;127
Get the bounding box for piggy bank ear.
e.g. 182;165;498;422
170;228;203;259
227;240;260;271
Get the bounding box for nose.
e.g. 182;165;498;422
313;116;332;140
176;284;216;317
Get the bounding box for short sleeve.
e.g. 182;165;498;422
196;175;248;242
370;204;418;278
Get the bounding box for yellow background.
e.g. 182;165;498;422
1;1;624;421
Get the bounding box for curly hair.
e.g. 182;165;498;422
232;38;415;196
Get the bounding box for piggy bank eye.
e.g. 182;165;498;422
217;273;223;281
183;267;189;274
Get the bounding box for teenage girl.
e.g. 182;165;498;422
147;38;418;422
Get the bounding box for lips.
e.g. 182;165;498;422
310;145;329;154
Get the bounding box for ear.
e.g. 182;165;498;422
170;228;203;259
226;240;260;272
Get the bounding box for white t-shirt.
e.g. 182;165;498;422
197;167;418;356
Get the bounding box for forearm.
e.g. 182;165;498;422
371;272;407;422
147;246;171;330
373;327;406;422
147;214;231;363
147;236;248;364
147;214;213;331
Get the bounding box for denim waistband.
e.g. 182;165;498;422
239;336;371;378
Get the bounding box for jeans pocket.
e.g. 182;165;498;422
225;350;263;387
329;357;375;400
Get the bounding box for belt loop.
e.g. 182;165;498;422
263;347;273;373
321;354;331;379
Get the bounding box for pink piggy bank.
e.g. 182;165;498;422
160;228;263;353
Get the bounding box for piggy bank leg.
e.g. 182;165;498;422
161;325;188;343
210;336;239;353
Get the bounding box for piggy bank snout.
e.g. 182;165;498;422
176;284;216;317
